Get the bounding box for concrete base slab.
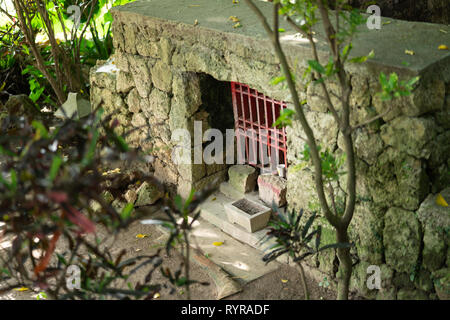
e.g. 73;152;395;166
149;205;280;285
187;216;280;284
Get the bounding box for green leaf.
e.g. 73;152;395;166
174;195;183;213
81;129;99;167
388;72;398;89
301;212;317;239
9;169;17;192
184;188;196;211
348;50;374;63
270;75;286;86
120;203;134;220
341;43;352;60
379;72;388;86
56;253;68;266
104;12;113;23
302;65;312;79
31;121;49;139
325;59;335;77
307;60;326;74
176;277;187;287
0;268;11;277
112;134;129;152
406;76;420;87
274;108;296;129
48;155;62;183
315;226;322;250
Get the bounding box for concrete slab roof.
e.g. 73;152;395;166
112;0;450;80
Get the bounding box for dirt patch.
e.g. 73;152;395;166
1;219;356;300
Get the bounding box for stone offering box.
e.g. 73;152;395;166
224;198;272;233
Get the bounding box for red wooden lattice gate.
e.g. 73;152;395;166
231;82;288;172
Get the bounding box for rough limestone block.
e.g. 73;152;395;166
257;174;287;207
416;187;450;271
124;189;137;204
135;181;163;206
432;268;450;300
228;165;258;194
383;207;421;273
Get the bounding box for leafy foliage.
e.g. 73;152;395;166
0;0;137;105
0;107;203;299
379;72;419;101
261;207;351;265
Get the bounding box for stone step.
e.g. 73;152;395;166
219;181;260;202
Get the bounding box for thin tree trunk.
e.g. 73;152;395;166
295;262;310;300
336;228;352;300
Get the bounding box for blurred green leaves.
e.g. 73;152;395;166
379;72;419;101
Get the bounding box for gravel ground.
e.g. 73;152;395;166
0;219;343;301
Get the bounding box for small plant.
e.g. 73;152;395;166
379;72;419;101
36;291;48;300
261;207;351;300
319;276;330;288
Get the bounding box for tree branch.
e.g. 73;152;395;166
244;0;338;228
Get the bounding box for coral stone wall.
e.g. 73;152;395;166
90;0;450;299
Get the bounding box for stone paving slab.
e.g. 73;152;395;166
149;204;280;285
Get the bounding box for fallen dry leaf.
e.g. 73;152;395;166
14;287;29;292
438;44;449;50
229;16;240;23
102;168;121;176
281;279;288;283
213;241;224;246
436;193;448;207
136;234;149;239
